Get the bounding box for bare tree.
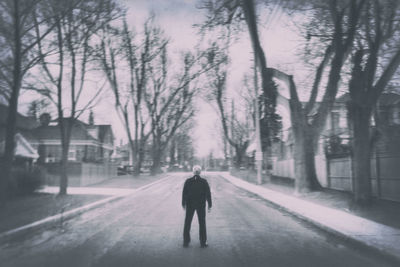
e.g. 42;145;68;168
347;0;400;204
145;50;203;175
204;44;252;168
27;98;50;120
0;0;70;202
260;0;364;193
199;0;370;194
30;0;120;195
199;0;279;157
97;16;167;175
169;122;195;170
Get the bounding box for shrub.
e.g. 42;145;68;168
9;166;45;196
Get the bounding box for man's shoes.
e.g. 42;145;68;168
200;242;208;248
183;242;189;248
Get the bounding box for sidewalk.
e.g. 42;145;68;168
39;173;171;196
219;172;400;264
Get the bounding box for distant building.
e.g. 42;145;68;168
272;92;400;202
27;115;117;186
113;141;153;172
29;116;114;163
0;105;117;186
113;143;131;166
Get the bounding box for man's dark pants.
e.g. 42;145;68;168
183;205;207;245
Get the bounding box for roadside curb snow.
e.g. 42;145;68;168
0;175;173;243
219;172;400;265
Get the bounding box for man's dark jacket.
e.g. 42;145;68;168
182;175;212;208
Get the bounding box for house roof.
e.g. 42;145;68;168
336;92;400;106
14;133;39;158
0;105;114;145
377;92;400;106
30;123;97;142
30;118;114;144
0;132;39;159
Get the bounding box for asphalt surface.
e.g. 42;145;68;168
0;173;394;267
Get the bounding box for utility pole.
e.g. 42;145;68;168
253;59;263;185
230;100;235;169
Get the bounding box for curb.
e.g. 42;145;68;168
219;173;400;265
0;174;173;243
0;195;124;243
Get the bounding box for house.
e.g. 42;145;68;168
113;141;154;173
25;114;117;186
113;143;132;166
271;92;400;202
28;115;114;164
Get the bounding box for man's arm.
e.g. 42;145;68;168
182;180;188;209
205;180;212;209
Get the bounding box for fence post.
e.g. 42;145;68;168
350;156;355;192
375;152;381;198
326;156;331;188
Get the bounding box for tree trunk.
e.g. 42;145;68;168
169;137;176;166
287;79;322;193
293;125;322;193
59;143;69;195
234;145;247;169
59;119;72;195
349;103;372;204
127;139;137;176
135;144;144;176
2;91;20;202
150;137;162;175
134;132;147;176
1;0;22;204
151;149;162;175
305;131;321;190
133;107;139;167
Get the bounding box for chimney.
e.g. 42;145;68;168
39;113;51;126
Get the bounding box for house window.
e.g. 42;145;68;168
289;144;293;158
46;154;55;163
68;150;76;161
339;112;347;128
76;149;83;161
391;106;400;125
331;112;340;134
280;142;285;159
371;115;376;126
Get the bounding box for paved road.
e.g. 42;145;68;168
0;174;394;267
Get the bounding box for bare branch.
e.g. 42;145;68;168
75;81;106;119
370;48;400;103
305;45;332;114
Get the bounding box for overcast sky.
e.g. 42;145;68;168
121;0;223;157
117;0;302;157
19;0;303;158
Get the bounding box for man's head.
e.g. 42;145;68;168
193;165;202;175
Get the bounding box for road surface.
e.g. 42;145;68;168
0;173;394;267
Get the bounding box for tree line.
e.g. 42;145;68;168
198;0;400;205
0;0;218;202
1;0;400;206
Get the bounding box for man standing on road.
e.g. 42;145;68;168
182;165;212;248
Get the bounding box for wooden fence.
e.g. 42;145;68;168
43;162;117;186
